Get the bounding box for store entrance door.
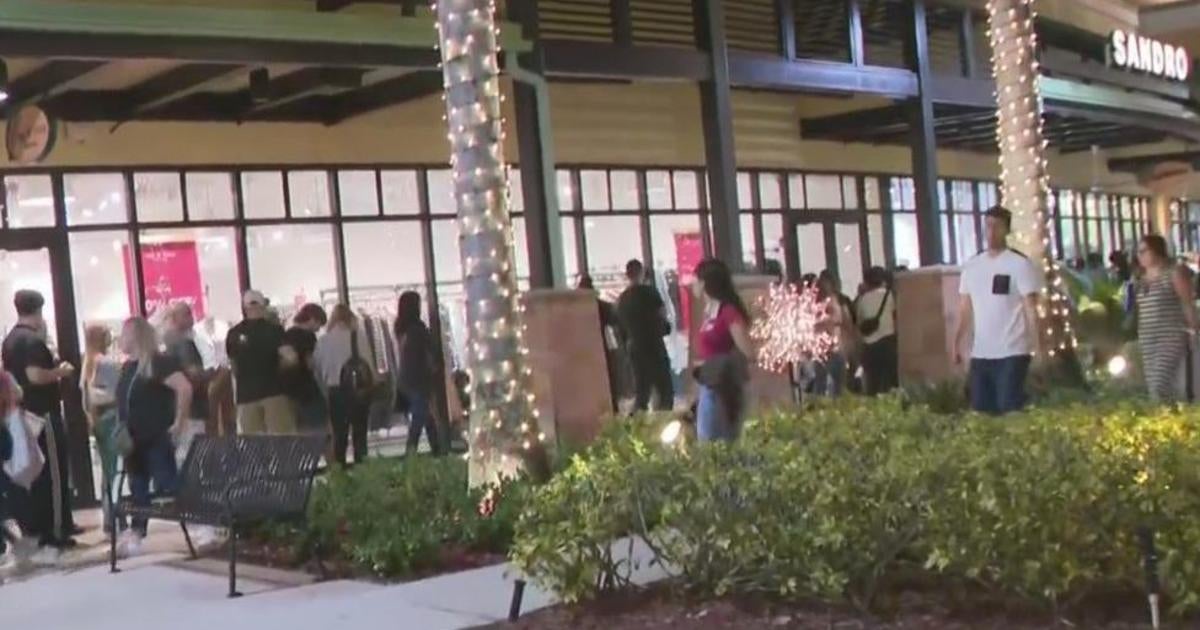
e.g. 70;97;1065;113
0;228;95;508
784;213;868;294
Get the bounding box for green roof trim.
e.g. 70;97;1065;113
1041;76;1199;122
0;0;530;54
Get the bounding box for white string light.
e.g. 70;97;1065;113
433;0;543;482
986;0;1076;356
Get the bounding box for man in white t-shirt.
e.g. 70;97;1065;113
953;205;1043;414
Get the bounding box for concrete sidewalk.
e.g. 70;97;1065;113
0;538;666;629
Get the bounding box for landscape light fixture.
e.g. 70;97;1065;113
1107;355;1128;378
660;420;683;446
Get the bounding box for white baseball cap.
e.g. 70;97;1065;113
242;290;267;307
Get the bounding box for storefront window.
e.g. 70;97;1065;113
797;223;826;275
134;172;184;223
431;219;465;367
841;176;858;209
65;173;128;226
835;224;863;291
646;171;672;209
382;170;421;216
139;228;241;353
69;230;136;339
511;217;532;288
241;172;286;219
762;214;784;272
893;214;920;269
288;171;332;218
342;221;427;322
759;173;783;210
427;169;455;215
673;171;699;210
788;174;805;210
868;214;886;268
185;172;236;221
581;170;609;211
0;249;56;344
246;224;337;319
736;173;753;209
561;217;580;282
610;170;639;210
338;170;380;217
508;169;524;212
740;214;757;269
807;174;841;208
557;170;576;211
5;175;55;228
583;215;641;292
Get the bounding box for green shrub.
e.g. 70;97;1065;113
511;395;1200;617
283;456;528;578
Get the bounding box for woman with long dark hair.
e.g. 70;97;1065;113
692;259;753;442
1135;235;1198;401
395;291;442;456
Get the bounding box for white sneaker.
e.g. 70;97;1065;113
30;545;61;567
191;526;220;547
118;531;144;558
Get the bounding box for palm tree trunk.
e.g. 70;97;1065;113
436;0;545;484
985;0;1081;379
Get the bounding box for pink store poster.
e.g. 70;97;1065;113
674;231;704;335
124;241;207;319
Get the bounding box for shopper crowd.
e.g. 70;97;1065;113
0;286;445;570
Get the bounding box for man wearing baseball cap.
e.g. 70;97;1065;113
952;205;1043;415
224;290;296;434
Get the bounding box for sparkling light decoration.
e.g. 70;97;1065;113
750;282;836;373
434;0;542;484
985;0;1076;357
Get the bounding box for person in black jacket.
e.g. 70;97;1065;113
579;275;625;413
395;292;443;456
617;260;674;412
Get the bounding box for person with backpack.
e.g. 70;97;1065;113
314;304;376;465
855;267;898;396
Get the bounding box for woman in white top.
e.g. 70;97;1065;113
854;267;898;396
313;305;375;465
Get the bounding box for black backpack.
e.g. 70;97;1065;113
339;329;376;403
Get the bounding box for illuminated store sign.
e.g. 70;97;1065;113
1110;30;1190;81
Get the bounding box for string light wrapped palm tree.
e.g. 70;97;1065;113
435;0;547;484
986;0;1082;381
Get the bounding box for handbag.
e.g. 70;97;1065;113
857;288;891;337
3;409;45;489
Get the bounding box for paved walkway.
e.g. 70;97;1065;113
0;538;665;629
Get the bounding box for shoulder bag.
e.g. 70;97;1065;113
857;288;892;337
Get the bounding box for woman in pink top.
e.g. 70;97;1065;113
693;259;753;442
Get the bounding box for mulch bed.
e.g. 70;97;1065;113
481;588;1171;630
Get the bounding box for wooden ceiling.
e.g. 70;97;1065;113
1;57;443;125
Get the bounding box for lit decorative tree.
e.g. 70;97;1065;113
985;0;1078;366
435;0;545;484
751;282;836;373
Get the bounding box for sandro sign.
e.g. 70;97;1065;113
1109;30;1190;81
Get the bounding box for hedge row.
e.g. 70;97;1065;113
510;395;1200;616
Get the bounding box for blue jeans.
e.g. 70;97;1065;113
697;385;740;442
813;352;847;397
405;391;442;456
128;435;178;535
969;355;1032;415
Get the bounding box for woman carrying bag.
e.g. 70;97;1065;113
114;317;192;555
692;259;754;442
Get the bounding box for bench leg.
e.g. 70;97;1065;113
180;522;197;559
109;507;120;573
228;525;242;598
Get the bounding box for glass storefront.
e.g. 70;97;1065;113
0;165;1153;381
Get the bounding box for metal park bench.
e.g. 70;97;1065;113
109;434;327;597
